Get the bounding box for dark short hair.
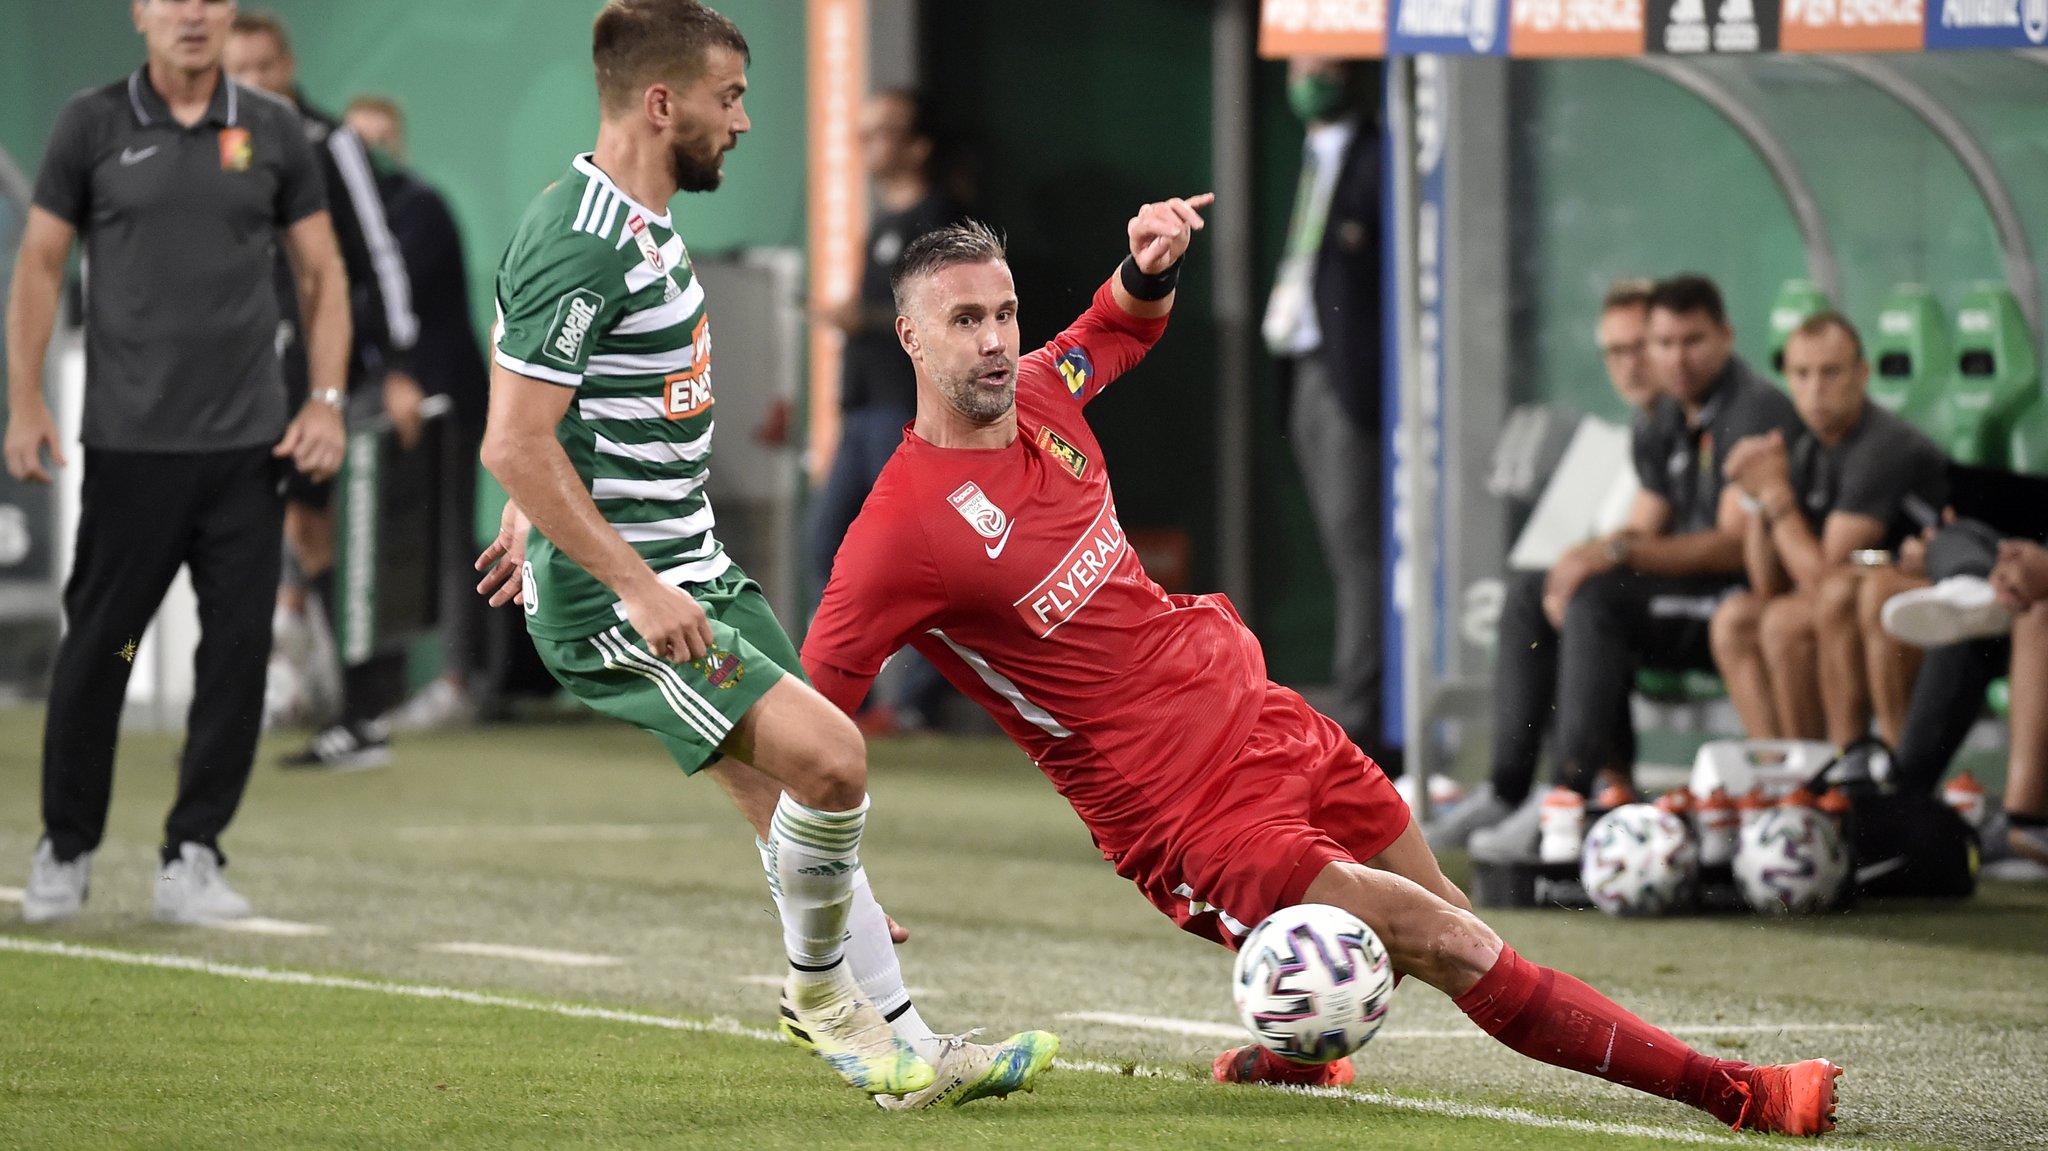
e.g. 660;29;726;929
1649;273;1728;326
1786;310;1865;363
1601;277;1656;314
891;220;1007;314
592;0;750;115
230;9;292;56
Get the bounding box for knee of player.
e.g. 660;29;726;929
1391;905;1500;991
1709;595;1760;657
806;718;869;809
1758;596;1810;653
1815;571;1861;626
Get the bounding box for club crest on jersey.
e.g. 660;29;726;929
628;215;663;270
947;481;1009;540
694;646;744;689
1035;425;1088;479
1056;347;1093;398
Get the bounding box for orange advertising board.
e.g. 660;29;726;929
1259;0;1388;57
1509;0;1647;55
806;0;867;485
1778;0;1923;52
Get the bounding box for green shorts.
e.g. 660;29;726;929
530;567;805;775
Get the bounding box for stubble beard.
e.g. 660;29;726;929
940;362;1017;425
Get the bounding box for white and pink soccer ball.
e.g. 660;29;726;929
1734;806;1849;915
1231;903;1394;1065
1579;804;1699;917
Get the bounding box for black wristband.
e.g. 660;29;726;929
1119;255;1182;301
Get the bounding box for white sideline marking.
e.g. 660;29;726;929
1061;1010;1878;1042
0;886;22;904
425;942;623;968
394;824;704;842
734;973;941;998
0;936;1874;1149
205;917;331;937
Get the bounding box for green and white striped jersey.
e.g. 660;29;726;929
493;154;729;640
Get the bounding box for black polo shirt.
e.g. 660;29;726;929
32;67;325;452
1631;356;1803;535
1789;402;1948;551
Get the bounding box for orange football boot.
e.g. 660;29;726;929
1211;1045;1356;1087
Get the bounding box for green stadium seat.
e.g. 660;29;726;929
1939;283;2040;467
1768;279;1834;381
2007;396;2048;476
1634;668;1727;703
1867;283;1951;435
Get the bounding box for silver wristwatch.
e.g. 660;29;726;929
311;387;346;412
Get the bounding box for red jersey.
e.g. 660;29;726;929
802;278;1269;861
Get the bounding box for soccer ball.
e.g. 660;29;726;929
1231;903;1393;1065
1579;803;1698;917
1735;807;1849;915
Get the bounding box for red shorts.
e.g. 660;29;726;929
1117;684;1409;949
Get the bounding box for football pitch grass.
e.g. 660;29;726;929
1;706;2042;1149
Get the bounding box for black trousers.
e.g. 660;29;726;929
1890;636;2008;795
42;447;283;864
1489;568;1732;804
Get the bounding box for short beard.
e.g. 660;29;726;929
938;365;1016;424
672;139;724;193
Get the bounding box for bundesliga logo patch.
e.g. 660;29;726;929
1056;347;1093;398
947;481;1009;540
1036;425;1088;479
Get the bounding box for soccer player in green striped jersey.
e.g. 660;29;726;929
475;0;974;1102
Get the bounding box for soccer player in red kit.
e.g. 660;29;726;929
800;196;1843;1136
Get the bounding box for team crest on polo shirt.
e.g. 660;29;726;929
218;127;252;172
1035;425;1088;479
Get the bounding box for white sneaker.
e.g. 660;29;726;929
23;840;92;924
155;842;254;924
382;677;475;733
1424;784;1514;851
1881;577;2014;648
1468;790;1548;862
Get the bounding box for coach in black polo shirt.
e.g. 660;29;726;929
1469;275;1804;859
2;0;351;926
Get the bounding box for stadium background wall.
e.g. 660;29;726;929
13;8;2048;690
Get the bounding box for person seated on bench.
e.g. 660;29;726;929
1708;312;1946;750
1446;275;1802;860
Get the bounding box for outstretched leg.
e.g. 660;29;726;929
1292;824;1840;1135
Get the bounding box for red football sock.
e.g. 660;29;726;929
1454;945;1756;1126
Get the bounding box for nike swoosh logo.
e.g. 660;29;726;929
120;146;159;166
984;523;1015;559
1855;856;1908;884
1594;1023;1617;1074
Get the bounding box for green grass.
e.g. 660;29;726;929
1;707;2044;1149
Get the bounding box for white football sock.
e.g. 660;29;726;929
756;839;939;1061
846;866;942;1064
767;792;866;1003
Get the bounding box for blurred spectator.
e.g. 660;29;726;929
344;94;499;731
1263;57;1399;776
224;9;421;769
1428;278;1659;848
1883;537;2048;864
804;89;962;734
7;0;347;923
1463;275;1803;861
1708;312;1945;746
